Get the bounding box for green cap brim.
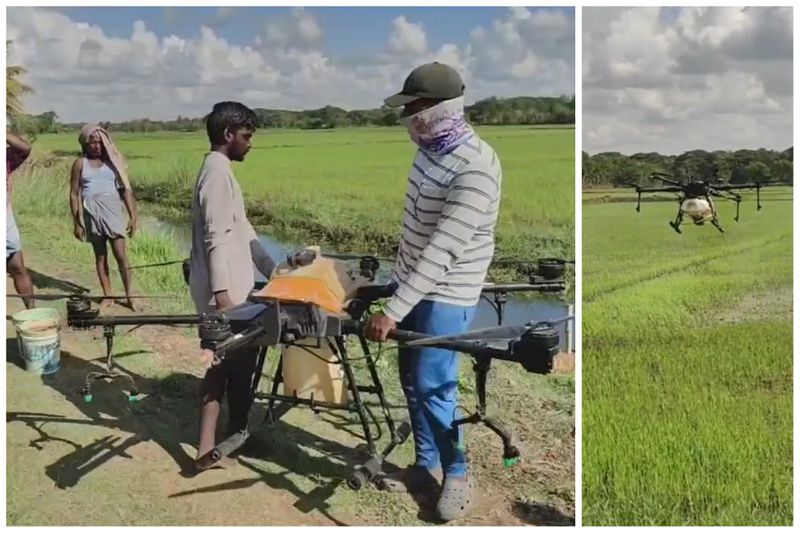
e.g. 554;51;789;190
384;93;420;107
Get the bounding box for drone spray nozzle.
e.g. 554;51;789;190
503;445;521;467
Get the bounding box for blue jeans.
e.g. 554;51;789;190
398;299;477;478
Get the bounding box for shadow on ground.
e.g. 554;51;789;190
7;342;409;525
28;269;91;294
511;499;575;526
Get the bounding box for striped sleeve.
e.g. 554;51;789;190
384;170;498;322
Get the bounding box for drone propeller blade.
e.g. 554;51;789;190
634;186;683;193
402;325;531;346
402;316;574;347
709;188;741;201
126;259;187;270
489;258;575;267
713;181;785;191
650;172;682;186
321;252;394;262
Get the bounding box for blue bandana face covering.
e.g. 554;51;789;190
400;96;475;155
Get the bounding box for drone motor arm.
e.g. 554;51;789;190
714;182;773;211
341;320;560;375
634;185;684;214
208;324;267;355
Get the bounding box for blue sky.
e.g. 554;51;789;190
49;7;574;59
8;6;575;121
53;7;531;56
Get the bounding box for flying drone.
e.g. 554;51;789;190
9;250;573;491
633;172;783;234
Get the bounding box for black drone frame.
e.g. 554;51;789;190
65;256;571;491
634;171;770;234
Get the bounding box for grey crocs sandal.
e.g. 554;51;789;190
379;465;443;493
436;475;475;522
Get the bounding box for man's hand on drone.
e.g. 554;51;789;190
213;290;235;311
365;311;397;342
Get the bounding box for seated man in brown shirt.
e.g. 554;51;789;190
189;101;276;470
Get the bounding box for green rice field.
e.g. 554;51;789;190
31;126;575;267
582;189;793;525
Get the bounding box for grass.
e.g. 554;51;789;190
7;140;575;525
581;189;793;525
32;126;575;276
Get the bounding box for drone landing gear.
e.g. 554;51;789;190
668;204;684;234
81;325;139;403
258;334;412;491
711;217;725;233
452;356;520;468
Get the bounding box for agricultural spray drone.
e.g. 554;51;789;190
633;172;782;234
11;252;573;491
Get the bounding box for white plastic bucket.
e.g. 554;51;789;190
12;308;62;375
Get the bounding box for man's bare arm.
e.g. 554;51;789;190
121;189;139;236
6;130;31;157
69;159;85;241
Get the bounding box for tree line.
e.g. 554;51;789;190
583;148;793;187
10;95;575;136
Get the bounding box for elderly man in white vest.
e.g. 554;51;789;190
365;62;502;522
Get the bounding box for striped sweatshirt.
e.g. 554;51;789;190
384;135;502;322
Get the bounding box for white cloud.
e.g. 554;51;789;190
469;7;574;93
389;16;427;56
7;6;574;122
583;6;792;154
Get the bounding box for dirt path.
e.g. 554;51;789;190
6;255;573;526
6;278;371;525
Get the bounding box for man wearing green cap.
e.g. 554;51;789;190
365;62;502;522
